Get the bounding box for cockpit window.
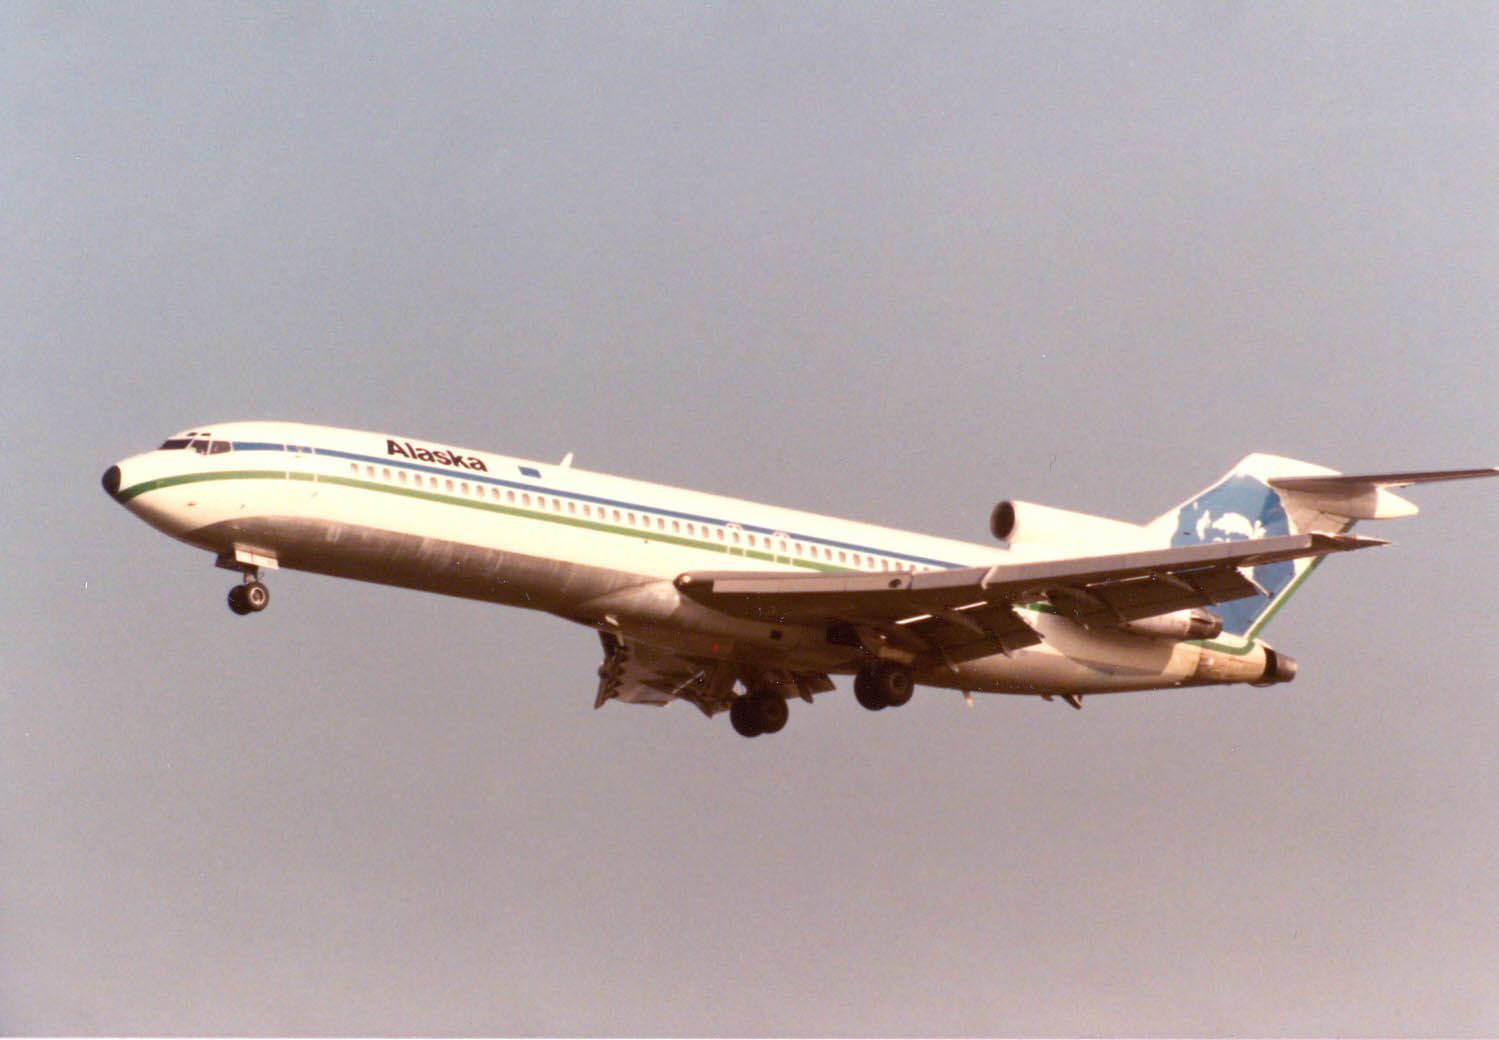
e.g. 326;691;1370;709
158;438;231;453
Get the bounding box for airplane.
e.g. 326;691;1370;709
101;422;1497;737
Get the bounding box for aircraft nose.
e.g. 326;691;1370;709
102;465;122;499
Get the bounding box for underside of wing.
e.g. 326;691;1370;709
674;532;1384;663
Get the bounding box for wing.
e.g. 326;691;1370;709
593;632;833;717
675;532;1385;664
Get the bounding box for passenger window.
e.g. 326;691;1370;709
522;494;531;507
794;542;803;555
627;512;636;525
366;465;375;478
716;528;725;542
399;471;407;484
732;531;741;544
780;540;788;553
612;509;620;522
350;463;359;475
838;551;847;563
657;517;665;531
506;490;515;503
552;498;561;511
672;520;680;533
568;501;576;514
382;468;391;480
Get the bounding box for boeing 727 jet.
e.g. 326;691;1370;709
102;422;1496;737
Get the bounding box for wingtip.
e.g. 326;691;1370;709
1317;533;1391;550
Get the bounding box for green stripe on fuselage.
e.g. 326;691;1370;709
116;469;283;503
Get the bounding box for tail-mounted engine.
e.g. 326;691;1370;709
990;499;1153;553
1251;647;1299;687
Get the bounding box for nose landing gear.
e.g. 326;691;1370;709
227;574;270;615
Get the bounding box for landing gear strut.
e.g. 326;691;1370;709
227;572;270;616
854;661;915;712
729;687;790;738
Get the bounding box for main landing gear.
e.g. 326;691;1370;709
728;663;917;738
227;573;270;616
729;687;790;739
854;661;915;712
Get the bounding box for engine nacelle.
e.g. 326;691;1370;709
990;499;1152;553
1251;647;1298;687
1119;609;1224;641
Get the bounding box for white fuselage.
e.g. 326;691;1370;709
104;421;1276;700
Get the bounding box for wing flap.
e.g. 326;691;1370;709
1039;566;1262;629
899;602;1044;662
593;632;833;717
595;632;738;716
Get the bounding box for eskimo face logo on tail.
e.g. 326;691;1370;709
1171;474;1294;637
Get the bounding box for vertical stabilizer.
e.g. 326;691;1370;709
1145;454;1342;638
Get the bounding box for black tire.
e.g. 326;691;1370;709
882;666;915;707
244;581;270;612
855;662;915;711
752;691;789;734
729;696;763;738
854;669;887;711
227;585;252;615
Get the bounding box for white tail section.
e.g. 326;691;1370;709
1145;455;1498;638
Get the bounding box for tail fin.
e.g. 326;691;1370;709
1146;455;1498;638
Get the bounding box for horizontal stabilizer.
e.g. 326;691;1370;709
1268;467;1499;493
1269;466;1499;522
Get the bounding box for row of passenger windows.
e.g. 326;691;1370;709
349;461;935;572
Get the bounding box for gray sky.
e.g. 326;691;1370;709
4;3;1498;1034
